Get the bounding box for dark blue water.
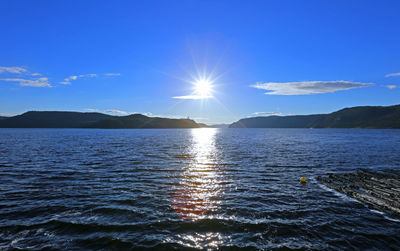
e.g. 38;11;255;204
0;128;400;250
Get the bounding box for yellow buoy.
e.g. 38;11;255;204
300;177;307;183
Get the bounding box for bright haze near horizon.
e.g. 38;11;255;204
1;0;400;124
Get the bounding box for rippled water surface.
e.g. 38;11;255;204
1;128;400;250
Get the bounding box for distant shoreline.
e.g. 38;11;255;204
230;104;400;129
1;104;400;129
1;127;400;130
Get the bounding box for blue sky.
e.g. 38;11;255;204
1;0;400;124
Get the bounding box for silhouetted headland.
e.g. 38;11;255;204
230;104;400;128
0;111;203;128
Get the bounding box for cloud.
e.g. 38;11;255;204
141;112;196;119
385;73;400;78
104;73;121;76
251;81;373;95
82;74;97;78
66;75;78;81
61;74;97;85
0;66;28;74
105;109;128;115
386;85;397;89
172;95;213;100
0;66;51;87
84;108;99;112
253;111;283;116
0;77;51;87
83;108;128;115
60;75;77;84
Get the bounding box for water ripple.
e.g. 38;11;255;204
0;128;400;249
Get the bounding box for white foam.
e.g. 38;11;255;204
384;215;400;222
316;181;359;203
318;181;400;222
368;209;400;222
369;209;385;215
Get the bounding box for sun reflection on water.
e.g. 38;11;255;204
172;128;223;221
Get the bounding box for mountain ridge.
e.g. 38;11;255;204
230;104;400;128
2;104;400;129
0;111;202;129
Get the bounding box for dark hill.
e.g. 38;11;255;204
0;111;111;128
230;114;324;128
89;114;201;128
310;105;400;128
230;104;400;129
0;111;202;128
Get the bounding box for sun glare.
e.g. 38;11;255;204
173;74;216;100
194;79;213;97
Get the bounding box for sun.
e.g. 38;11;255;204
194;79;213;97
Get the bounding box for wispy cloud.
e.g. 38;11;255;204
83;74;97;78
0;77;51;87
0;66;28;74
142;112;197;119
251;81;373;95
66;75;78;81
83;108;132;115
172;95;213;100
105;109;128;115
385;72;400;78
1;68;119;86
61;74;97;85
84;108;99;112
252;111;283;116
0;66;51;87
386;85;397;89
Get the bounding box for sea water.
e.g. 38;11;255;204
0;128;399;249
